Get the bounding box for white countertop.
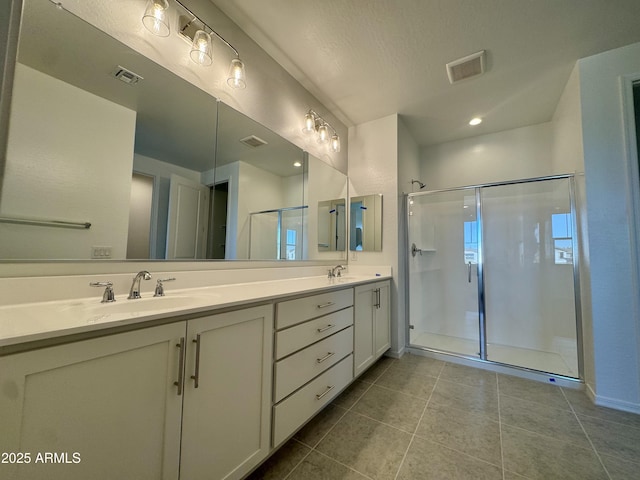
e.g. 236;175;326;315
0;274;390;350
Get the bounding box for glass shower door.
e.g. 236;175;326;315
481;178;579;377
408;189;481;357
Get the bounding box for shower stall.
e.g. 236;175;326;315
406;175;581;378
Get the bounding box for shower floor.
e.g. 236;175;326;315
411;332;579;378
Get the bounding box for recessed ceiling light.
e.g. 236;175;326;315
469;117;482;126
293;162;302;167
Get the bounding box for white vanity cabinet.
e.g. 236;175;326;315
0;305;273;480
272;289;354;446
179;305;273;480
0;322;186;480
354;280;391;377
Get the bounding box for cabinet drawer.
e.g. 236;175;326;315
276;288;353;330
274;326;353;402
273;354;353;447
275;307;353;359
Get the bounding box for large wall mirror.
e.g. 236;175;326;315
0;0;347;262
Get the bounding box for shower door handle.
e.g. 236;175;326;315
468;262;472;283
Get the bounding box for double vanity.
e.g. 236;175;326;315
0;270;391;480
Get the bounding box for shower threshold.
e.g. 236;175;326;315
410;332;579;379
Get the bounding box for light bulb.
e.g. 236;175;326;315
302;112;316;134
227;58;246;89
330;133;340;153
469;117;482;126
142;0;170;37
190;30;213;66
317;123;330;144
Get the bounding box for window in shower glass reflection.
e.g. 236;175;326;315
552;212;573;264
463;221;478;264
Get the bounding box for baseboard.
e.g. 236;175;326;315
593;392;640;414
386;346;405;359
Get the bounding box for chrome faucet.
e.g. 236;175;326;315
328;264;346;278
128;270;151;299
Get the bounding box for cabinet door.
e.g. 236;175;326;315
180;305;273;480
0;322;186;480
354;284;375;377
374;281;391;357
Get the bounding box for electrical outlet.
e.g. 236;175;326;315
91;246;113;259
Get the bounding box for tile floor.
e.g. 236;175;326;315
248;353;640;480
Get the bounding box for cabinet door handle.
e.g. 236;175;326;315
174;337;185;396
316;352;335;363
317;324;335;333
468;261;472;283
374;288;380;309
315;385;335;400
317;301;335;309
190;334;201;388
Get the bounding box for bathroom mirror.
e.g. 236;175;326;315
0;0;218;260
306;154;347;258
0;0;347;263
213;103;306;260
350;194;383;252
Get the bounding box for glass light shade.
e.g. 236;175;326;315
302;112;316;134
227;58;246;89
190;30;213;66
330;133;341;153
317;123;330;144
142;0;170;37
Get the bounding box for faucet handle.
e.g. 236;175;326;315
90;281;116;303
154;277;176;297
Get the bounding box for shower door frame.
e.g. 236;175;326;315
405;173;584;380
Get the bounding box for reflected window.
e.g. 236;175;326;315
285;229;297;260
464;221;478;264
552;213;573;264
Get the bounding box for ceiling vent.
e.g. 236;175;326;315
112;65;143;85
446;51;486;84
240;135;268;148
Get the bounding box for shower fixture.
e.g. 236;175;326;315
411;179;426;189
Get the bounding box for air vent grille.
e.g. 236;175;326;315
112;66;143;85
446;51;486;84
240;135;268;148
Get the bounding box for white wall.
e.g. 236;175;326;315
349;114;403;355
421;122;554;190
578;41;640;412
0;63;135;259
551;65;584;174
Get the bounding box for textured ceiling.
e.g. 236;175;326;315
210;0;640;146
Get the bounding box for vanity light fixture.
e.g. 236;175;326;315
142;0;247;88
302;109;341;153
469;117;483;126
142;0;170;37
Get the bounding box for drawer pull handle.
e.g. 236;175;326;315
316;352;335;363
317;324;335;333
316;385;335;400
317;301;335;309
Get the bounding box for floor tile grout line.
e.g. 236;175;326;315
311;448;377;480
393;359;445;480
559;386;613;480
366;378;435;401
280;439;315;480
497;373;506;480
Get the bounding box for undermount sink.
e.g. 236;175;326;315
87;295;199;316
